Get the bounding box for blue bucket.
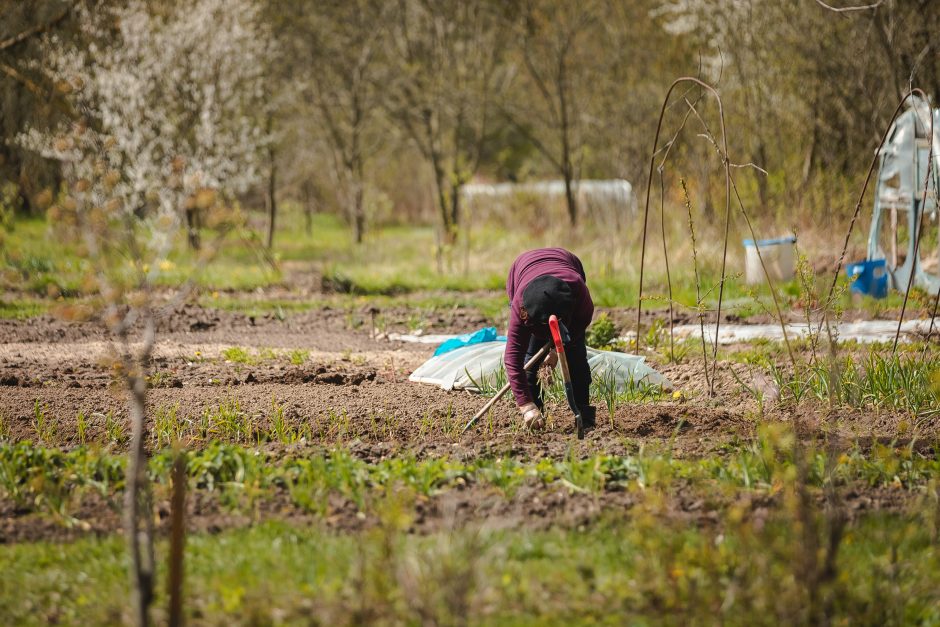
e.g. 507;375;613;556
846;259;887;298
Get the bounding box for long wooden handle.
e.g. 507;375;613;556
461;342;552;434
549;315;583;440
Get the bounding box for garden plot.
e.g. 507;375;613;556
1;302;940;623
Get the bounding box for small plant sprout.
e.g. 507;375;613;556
153;404;185;449
33;400;55;444
268;398;297;444
0;412;10;441
76;411;88;445
288;349;309;366
593;367;620;426
105;411;125;445
259;348;278;361
222;346;255;364
202;398;255;444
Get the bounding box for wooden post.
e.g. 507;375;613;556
168;452;187;627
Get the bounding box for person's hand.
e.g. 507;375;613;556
542;349;558;369
519;402;545;431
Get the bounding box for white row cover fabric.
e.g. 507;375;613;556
409;341;672;392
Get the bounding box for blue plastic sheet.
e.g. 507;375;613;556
433;327;506;356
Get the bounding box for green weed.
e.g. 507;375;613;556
268;399;298;444
287;349;309;365
153;404;185;448
76;411;88;445
771;350;940;420
222;347;256;364
32;400;55;444
104;411;125;445
200;399;256;444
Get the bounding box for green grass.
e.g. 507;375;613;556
0;297;48;319
2;510;939;625
4;204;882;315
768;349;940;421
220;346;256;364
2;427;939;623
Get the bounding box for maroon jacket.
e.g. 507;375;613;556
504;248;594;406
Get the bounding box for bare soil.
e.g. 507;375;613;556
0;302;933;543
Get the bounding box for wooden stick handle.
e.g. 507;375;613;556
462;342;552;434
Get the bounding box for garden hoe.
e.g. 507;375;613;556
461;341;553;434
549;314;584;440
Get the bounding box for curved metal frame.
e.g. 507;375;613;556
634;78;795;395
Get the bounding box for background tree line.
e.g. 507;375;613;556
2;0;939;246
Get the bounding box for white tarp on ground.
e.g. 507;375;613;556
620;319;940;345
409;341;671;392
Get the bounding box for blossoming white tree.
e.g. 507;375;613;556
20;2;272;624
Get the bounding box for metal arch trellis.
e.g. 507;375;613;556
634;77;797;396
813;88;937;356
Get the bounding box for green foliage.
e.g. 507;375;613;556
771;350;940;420
221;346;255;364
585;312;617;348
2;492;940;624
287;349;309;365
153;404;185;449
104;411;125;445
1;428;938;624
198;399;256;444
32;400;55;444
268;399;299;444
0;298;47;319
75;411;88;445
0;442;124;516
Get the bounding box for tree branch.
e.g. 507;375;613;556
0;60;46;97
0;2;74;52
813;0;884;13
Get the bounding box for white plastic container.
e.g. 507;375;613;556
743;236;796;285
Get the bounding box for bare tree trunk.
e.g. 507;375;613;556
185;208;201;250
352;180;365;245
431;163;456;244
423;114;457;244
755;142;770;209
302;181;314;236
449;180;462;236
265;144;277;250
562;166;577;226
265;111;277;250
125;373;154;627
558;54;578;226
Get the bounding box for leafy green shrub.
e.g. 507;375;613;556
586;313;618;348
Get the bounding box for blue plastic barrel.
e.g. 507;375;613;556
846;259;887;298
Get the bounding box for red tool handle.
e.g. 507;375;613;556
548;314;583;439
548;315;566;366
548;315;570;380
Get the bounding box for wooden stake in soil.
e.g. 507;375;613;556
168;452;187;627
